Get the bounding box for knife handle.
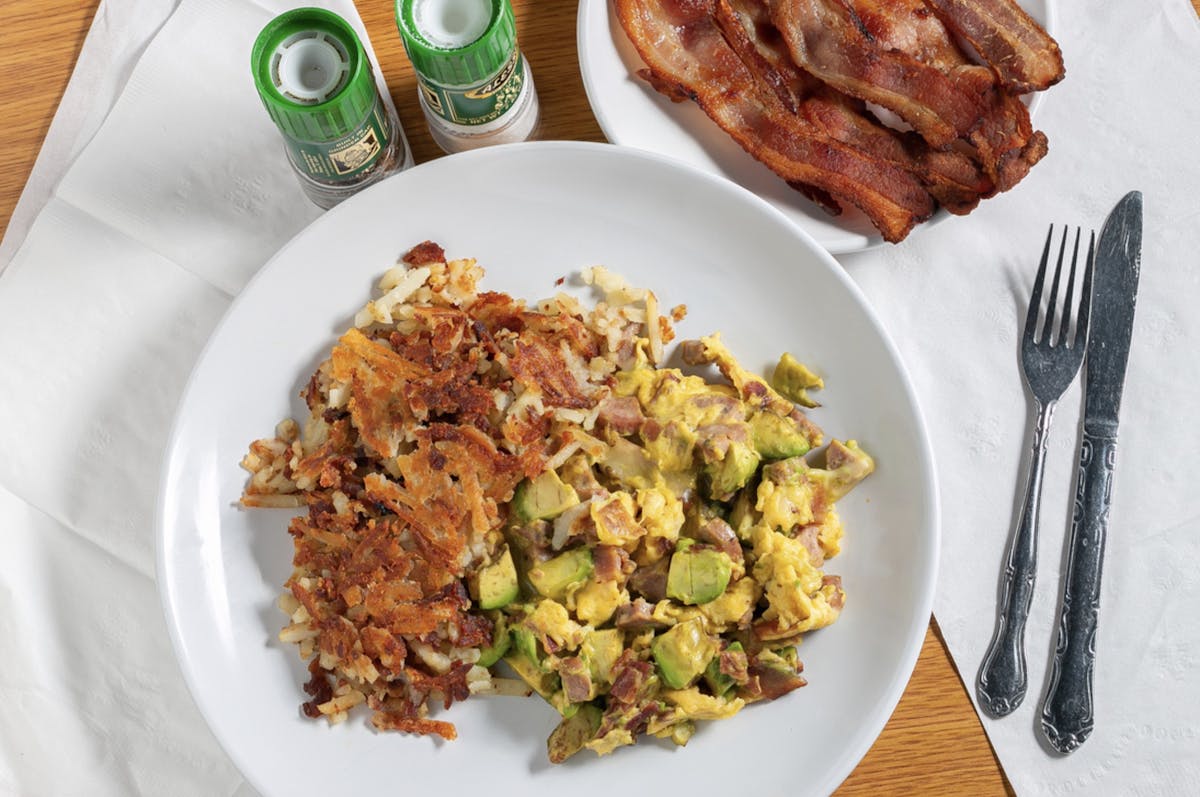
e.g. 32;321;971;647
1040;427;1117;753
977;399;1055;716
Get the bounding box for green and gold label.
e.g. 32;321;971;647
285;97;393;183
417;50;524;126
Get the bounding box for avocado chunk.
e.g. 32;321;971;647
811;439;876;502
749;411;812;461
703;641;745;697
528;547;594;601
474;546;519;610
771;352;823;408
580;627;624;685
651;618;719;689
477;613;511;668
703;440;761;501
548;690;581;718
547;703;603;764
503;649;558;698
666;541;733;605
513;469;580;522
511;625;542;668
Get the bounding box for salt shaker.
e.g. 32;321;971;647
395;0;540;153
252;7;413;209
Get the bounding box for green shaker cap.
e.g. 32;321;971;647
396;0;516;87
251;8;376;143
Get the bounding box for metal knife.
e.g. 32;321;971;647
1040;191;1142;754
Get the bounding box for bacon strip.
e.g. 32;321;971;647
841;0;1048;192
719;0;991;213
922;0;1065;93
768;0;988;148
615;0;934;242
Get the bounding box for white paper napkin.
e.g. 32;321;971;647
1;0;1197;795
0;0;391;794
843;2;1200;792
0;0;180;272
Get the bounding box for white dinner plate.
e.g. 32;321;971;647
158;141;939;797
577;0;1055;253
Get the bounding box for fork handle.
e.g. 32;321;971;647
977;399;1055;717
1040;427;1117;753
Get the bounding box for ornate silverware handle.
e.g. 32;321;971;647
977;400;1055;716
1040;427;1117;753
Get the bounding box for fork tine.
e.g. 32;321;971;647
1026;225;1054;341
1075;230;1096;344
1059;227;1081;347
1040;227;1067;344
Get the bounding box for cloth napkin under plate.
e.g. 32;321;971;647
1;1;1198;795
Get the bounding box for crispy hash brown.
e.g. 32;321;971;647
239;242;677;738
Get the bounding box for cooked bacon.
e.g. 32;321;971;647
843;0;1048;191
614;0;935;242
970;92;1048;192
922;0;1064;92
608;651;655;704
769;0;988;148
617;0;1059;239
717;0;989;213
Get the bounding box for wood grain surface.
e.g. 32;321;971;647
2;1;1195;794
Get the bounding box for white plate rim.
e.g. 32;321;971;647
156;140;941;797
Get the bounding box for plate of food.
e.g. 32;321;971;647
157;141;938;796
577;0;1062;252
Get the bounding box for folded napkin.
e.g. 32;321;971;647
1;1;1197;796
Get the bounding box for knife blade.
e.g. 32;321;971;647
1040;191;1142;754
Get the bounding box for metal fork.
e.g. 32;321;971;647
977;225;1095;717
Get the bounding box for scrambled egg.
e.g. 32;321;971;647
497;333;874;762
750;525;841;635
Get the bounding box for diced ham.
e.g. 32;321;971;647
614;598;670;630
627;558;670;603
697;517;744;564
596;396;646;435
594;545;633;583
558;656;594;703
795;525;825;567
823;574;845;610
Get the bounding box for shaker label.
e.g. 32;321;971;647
418;50;523;126
285;98;393;182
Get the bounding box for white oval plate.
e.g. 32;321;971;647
577;0;1054;253
158;141;939;797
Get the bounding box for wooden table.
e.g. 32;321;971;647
3;1;1194;793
